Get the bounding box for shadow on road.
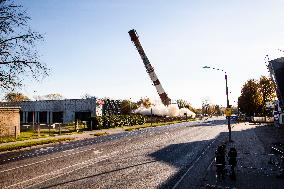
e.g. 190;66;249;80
38;160;157;189
149;123;284;189
150;132;227;189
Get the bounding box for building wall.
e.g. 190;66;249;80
0;107;20;137
0;98;97;124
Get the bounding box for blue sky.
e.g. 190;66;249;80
18;0;284;108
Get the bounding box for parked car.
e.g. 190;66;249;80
227;114;238;120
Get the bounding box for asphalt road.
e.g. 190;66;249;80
0;117;231;189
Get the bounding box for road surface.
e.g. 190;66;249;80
0;117;231;189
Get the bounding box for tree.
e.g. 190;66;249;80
176;99;196;113
259;76;276;115
4;92;29;102
214;105;222;116
238;76;276;117
238;79;262;116
137;97;152;108
44;93;64;100
0;0;48;90
120;100;138;114
177;99;187;108
33;93;64;100
81;93;96;99
201;98;217;116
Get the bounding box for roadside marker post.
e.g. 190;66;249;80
14;126;17;139
37;123;40;137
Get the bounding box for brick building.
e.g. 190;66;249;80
0;107;20;137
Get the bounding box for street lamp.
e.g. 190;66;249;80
203;66;232;142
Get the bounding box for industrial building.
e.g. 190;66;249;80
0;98;98;124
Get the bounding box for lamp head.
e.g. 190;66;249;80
203;66;210;69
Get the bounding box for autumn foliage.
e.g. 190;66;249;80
238;76;276;116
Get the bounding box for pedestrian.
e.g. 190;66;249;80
228;147;237;180
215;145;226;180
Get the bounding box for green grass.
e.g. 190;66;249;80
93;132;109;136
0;137;74;152
0;128;83;144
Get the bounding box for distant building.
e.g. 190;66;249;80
0;98;97;124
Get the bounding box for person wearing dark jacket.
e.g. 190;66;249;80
228;147;237;180
215;145;226;180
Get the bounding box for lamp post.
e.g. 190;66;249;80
203;66;232;142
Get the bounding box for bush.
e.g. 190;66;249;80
88;114;145;130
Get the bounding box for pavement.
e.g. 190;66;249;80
200;122;284;189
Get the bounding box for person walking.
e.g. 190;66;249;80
215;145;226;180
228;147;237;180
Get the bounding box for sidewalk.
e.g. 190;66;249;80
201;122;284;189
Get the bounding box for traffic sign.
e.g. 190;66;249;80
225;108;232;116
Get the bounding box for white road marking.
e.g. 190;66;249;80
172;137;217;189
0;149;101;173
4;154;111;189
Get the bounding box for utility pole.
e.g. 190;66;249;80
150;108;153;126
203;66;232;142
225;73;232;142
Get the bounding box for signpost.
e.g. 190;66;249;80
225;108;232;117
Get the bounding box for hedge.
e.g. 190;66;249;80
88;114;145;130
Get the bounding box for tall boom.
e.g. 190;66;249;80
128;29;171;106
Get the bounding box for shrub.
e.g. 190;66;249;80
88;114;145;130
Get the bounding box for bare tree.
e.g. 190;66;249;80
33;93;64;100
44;93;64;100
81;93;96;99
0;0;48;90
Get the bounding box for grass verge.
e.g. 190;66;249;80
0;137;74;153
0;129;84;144
93;132;109;136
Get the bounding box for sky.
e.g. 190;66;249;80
16;0;284;108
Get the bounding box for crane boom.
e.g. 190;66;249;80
128;29;171;106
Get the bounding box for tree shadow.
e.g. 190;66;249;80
38;160;157;189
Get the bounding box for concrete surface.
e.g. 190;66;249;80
200;122;284;189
